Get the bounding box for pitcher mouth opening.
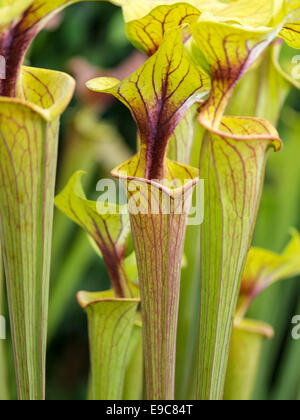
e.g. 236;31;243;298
0;66;75;122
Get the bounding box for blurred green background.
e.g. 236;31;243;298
0;2;299;400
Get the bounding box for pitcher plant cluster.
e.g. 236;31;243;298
0;0;300;401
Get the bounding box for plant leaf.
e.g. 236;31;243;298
17;0;116;33
111;162;198;400
0;0;33;26
227;43;292;126
273;41;300;90
191;20;277;128
115;0;225;23
124;251;139;284
126;3;201;56
0;66;74;400
167;103;199;165
241;230;300;301
224;318;274;401
123;320;143;400
196;0;299;29
278;3;300;47
196;116;281;400
110;136;199;401
280;23;300;47
55;171;133;298
77;290;139;400
246;109;300;401
189;0;300;128
87;24;203;401
0;0;112;97
205;0;275;28
87;29;209;180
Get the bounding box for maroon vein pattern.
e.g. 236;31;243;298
193;22;273;128
0;107;58;399
127;180;195;399
0;68;73;399
0;1;82;97
280;22;300;48
196;117;281;400
85;298;138;400
55;184;132;298
111;30;207;180
126;3;201;56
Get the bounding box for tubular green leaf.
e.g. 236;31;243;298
249;111;300;400
77;290;139;400
224;319;274;401
0;66;75;400
87;27;205;400
112;159;199;400
196;116;281;400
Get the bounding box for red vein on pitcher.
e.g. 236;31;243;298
0;66;74;399
196;116;281;400
0;0;114;97
126;3;201;56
